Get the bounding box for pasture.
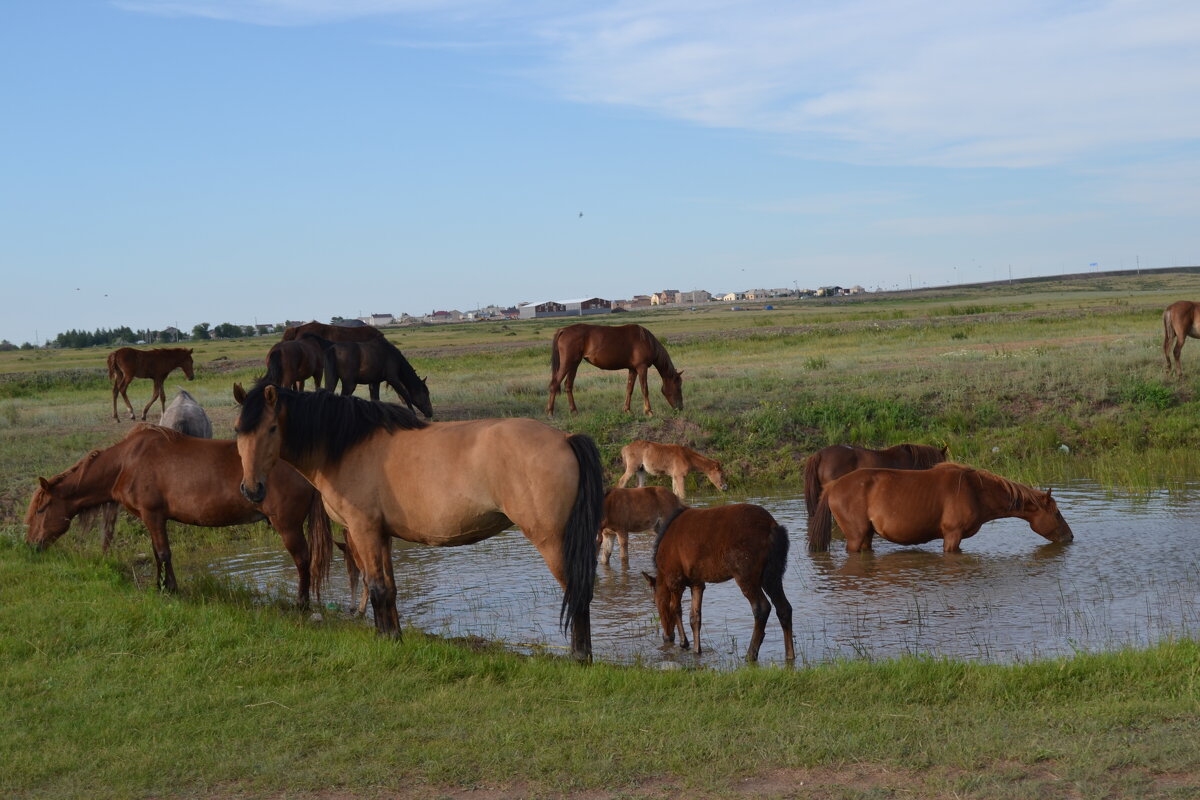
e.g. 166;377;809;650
3;271;1200;797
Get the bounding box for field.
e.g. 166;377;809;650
3;271;1200;798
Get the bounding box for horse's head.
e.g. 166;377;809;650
709;461;729;491
662;369;684;411
233;382;283;504
412;376;434;419
1029;490;1073;543
641;571;680;645
25;478;72;550
182;349;195;381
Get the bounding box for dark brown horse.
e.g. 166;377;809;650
25;425;332;604
282;320;383;343
108;347;195;421
265;334;328;391
323;338;433;418
597;486;684;565
804;443;946;533
807;462;1074;554
616;439;727;500
547;323;683;416
1162;300;1200;377
233;382;604;659
642;503;793;662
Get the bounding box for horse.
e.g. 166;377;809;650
108;347;195;421
322;338;433;418
804;443;947;532
642;503;794;662
25;424;333;605
281;320;384;343
1162;300;1200;377
547;323;683;416
807;462;1074;554
265;334;328;391
597;486;684;566
233;381;604;659
160;389;212;438
616;439;728;500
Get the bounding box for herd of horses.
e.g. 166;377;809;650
27;310;1111;664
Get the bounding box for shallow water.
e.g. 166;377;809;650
210;482;1200;668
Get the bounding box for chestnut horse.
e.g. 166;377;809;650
804;443;946;532
807;462;1074;554
233;382;604;659
322;338;433;418
547;323;683;416
597;486;684;565
108;347;195;421
266;334;328;391
25;425;332;604
282;320;383;343
616;439;727;500
1162;300;1200;377
642;504;794;662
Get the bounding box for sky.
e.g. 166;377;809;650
3;0;1199;345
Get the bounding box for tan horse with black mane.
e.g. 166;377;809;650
1162;300;1200;377
233;381;604;660
25;425;332;604
108;346;195;421
807;463;1074;553
547;323;683;416
616;439;727;500
804;443;946;533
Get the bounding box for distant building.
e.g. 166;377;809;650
561;297;612;316
360;313;395;327
652;290;680;306
678;290;712;304
519;301;568;319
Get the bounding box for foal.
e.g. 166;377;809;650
597;486;684;566
643;503;794;662
617;439;728;500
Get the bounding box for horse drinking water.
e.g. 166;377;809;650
643;503;794;662
616;439;727;500
547;323;683;416
233;381;603;659
108;347;195;421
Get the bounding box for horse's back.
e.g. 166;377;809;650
662;503;778;571
1166;301;1200;336
604;486;681;530
161;392;212;438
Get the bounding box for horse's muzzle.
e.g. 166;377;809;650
240;481;267;504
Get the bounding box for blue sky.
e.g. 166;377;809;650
3;1;1199;345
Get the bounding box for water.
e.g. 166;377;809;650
210;482;1200;669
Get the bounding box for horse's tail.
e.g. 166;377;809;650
561;433;603;652
304;491;333;601
322;345;340;393
808;493;833;552
106;351;118;381
803;453;823;517
763;523;790;586
550;328;563;376
265;347;284;385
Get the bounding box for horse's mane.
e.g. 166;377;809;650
902;443;946;469
240;379;427;466
650;505;688;569
25;447;108;524
642;327;679;377
940;462;1045;511
378;337;421;384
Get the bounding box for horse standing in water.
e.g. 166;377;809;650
643;503;794;662
1162;300;1200;377
25;425;332;605
160;389;212;438
322;338;433;418
804;443;946;533
108;347;194;421
265;334;329;391
547;323;683;416
616;439;727;500
807;462;1074;553
233;382;604;659
597;486;684;566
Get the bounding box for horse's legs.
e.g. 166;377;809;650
274;521;312;607
1164;326;1176;373
141;513;177;592
616;459;638;489
369;382;381;401
100;503;119;553
115;376;136;420
562;362;582;414
353;527;400;636
942;529;964;553
140;379;164;420
670;471;687;501
525;531;592;659
1172;334;1186;378
689;584;705;655
637;366;652;415
671;587;688;649
623;369;637;413
738;580;772;662
617;530;629;564
763;574;795;662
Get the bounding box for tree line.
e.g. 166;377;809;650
0;322;281;352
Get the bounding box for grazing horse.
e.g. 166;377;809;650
265;334;328;391
323;338;433;418
1162;300;1200;377
233;382;604;659
642;504;794;662
108;347;195;421
25;425;332;605
807;462;1074;554
804;443;946;532
597;486;684;566
282;320;384;343
547;323;683;416
160;389;212;438
616;439;727;500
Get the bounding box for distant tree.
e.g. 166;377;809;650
0;340;15;352
192;323;211;341
255;324;273;336
211;322;243;339
20;342;34;350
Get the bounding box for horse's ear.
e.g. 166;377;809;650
232;383;246;405
38;476;50;491
188;348;194;354
641;571;657;588
264;384;278;407
677;369;684;377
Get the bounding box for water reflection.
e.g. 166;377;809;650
209;481;1200;669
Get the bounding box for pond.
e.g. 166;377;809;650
210;482;1200;669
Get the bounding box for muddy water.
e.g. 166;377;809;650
210;482;1200;669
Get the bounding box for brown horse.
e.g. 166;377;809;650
804;443;946;532
1162;300;1200;377
807;462;1074;554
25;425;332;604
616;439;727;500
108;347;195;421
547;323;683;416
597;486;684;565
642;504;794;662
282;320;383;343
322;338;433;418
265;334;328;391
233;382;604;659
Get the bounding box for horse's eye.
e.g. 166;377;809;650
269;425;277;434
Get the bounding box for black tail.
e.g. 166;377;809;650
809;494;833;552
561;434;603;657
266;348;284;385
763;524;790;586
